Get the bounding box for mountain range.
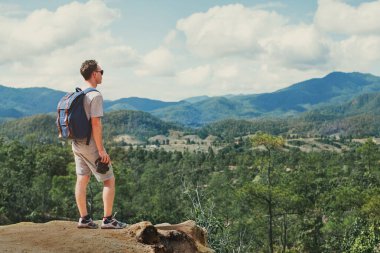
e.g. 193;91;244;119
3;90;380;142
1;71;380;126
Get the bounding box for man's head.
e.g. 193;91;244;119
80;60;103;84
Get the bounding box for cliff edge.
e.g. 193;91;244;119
0;220;214;253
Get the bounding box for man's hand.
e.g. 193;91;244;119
98;150;110;164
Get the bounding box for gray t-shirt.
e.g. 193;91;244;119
72;90;104;153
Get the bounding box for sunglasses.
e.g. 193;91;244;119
95;70;104;75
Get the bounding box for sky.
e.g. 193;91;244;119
0;0;379;101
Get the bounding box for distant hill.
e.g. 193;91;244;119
181;95;210;104
2;91;380;142
102;110;183;141
0;110;184;142
0;114;58;142
303;92;380;119
152;72;380;126
2;72;380;126
0;85;65;118
104;97;181;112
152;96;256;126
247;71;380;110
0;85;179;120
200;91;380;138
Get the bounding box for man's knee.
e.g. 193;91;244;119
76;175;90;186
103;176;115;187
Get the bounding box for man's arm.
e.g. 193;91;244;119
92;117;110;164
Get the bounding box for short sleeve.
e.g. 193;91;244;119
90;94;104;118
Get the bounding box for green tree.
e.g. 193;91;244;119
249;132;285;253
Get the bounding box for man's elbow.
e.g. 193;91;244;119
91;117;102;127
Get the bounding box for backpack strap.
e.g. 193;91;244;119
83;87;99;94
74;87;99;94
80;87;100;145
85;121;92;145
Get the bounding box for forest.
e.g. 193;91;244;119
0;130;379;253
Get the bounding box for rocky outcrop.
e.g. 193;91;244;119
0;220;214;253
127;220;214;253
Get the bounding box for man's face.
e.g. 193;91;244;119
94;65;103;84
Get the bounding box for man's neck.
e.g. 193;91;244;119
85;80;97;89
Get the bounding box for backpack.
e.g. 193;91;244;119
56;87;99;144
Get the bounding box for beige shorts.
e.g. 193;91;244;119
73;150;114;182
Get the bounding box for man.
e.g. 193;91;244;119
73;60;126;229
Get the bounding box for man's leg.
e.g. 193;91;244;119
75;175;90;217
103;176;115;217
101;176;127;229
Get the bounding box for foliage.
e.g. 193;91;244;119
102;110;183;141
0;132;379;252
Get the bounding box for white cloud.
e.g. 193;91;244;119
188;59;324;97
264;24;331;69
102;43;139;68
331;35;380;71
151;1;380;99
314;0;380;74
1;0;380;102
164;30;178;45
172;3;334;96
135;47;174;76
176;65;211;86
213;64;238;80
172;1;380;99
315;0;380;35
0;33;139;92
177;4;287;58
0;0;120;64
176;4;331;70
0;0;140;92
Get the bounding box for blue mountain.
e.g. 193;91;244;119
1;72;380;126
151;72;380;126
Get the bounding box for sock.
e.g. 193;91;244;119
81;214;91;223
103;215;112;224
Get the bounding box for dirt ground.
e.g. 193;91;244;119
0;221;152;253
